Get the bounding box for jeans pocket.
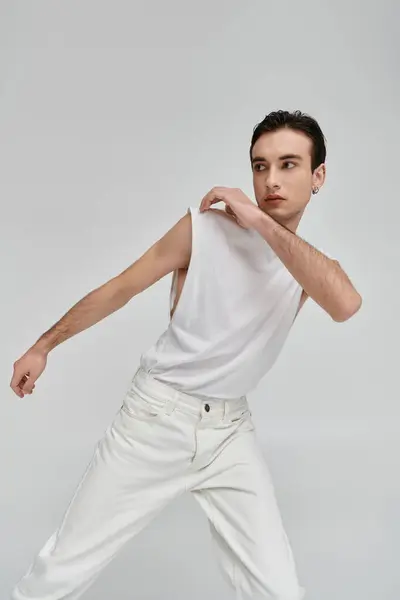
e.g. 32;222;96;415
121;391;162;422
229;408;252;423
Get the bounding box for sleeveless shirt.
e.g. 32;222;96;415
138;205;314;400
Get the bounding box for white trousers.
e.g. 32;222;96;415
10;367;306;600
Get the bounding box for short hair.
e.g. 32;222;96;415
250;110;327;171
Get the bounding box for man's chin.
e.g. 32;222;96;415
261;203;284;214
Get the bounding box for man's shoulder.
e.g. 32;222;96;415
198;207;247;234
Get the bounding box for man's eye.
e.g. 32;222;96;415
254;164;265;171
283;161;295;169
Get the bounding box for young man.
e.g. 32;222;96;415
10;110;362;600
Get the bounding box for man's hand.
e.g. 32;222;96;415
10;348;48;398
199;187;261;229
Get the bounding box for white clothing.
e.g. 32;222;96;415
140;206;303;399
10;206;333;599
10;367;306;600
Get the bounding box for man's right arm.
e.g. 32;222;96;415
36;211;192;353
10;211;192;396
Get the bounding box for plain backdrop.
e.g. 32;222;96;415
1;1;399;599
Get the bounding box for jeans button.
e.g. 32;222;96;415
204;403;210;412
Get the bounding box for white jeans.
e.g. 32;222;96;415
10;367;306;600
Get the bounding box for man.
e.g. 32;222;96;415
10;110;362;600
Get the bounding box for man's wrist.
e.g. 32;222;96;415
251;206;275;232
31;337;53;356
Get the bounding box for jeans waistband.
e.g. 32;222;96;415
130;367;248;418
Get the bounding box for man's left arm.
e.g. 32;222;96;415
252;211;362;322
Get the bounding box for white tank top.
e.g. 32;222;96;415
139;205;304;400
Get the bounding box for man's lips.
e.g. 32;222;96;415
265;194;284;203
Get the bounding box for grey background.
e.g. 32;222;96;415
1;1;399;599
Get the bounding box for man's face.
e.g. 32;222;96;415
251;128;325;230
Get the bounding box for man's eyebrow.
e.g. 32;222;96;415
251;154;303;163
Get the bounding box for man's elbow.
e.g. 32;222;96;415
331;293;363;322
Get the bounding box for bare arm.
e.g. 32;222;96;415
252;210;362;322
10;211;192;396
35;212;192;353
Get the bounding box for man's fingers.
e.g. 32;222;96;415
11;384;24;397
18;373;29;387
224;204;246;228
225;205;235;216
11;371;32;397
224;204;237;222
200;188;225;212
10;370;22;390
200;195;214;212
10;374;24;395
19;374;35;394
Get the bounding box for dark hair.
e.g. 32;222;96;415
250;110;327;171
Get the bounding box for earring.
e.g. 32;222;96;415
312;186;320;195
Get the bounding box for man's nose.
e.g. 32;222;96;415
265;172;281;190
